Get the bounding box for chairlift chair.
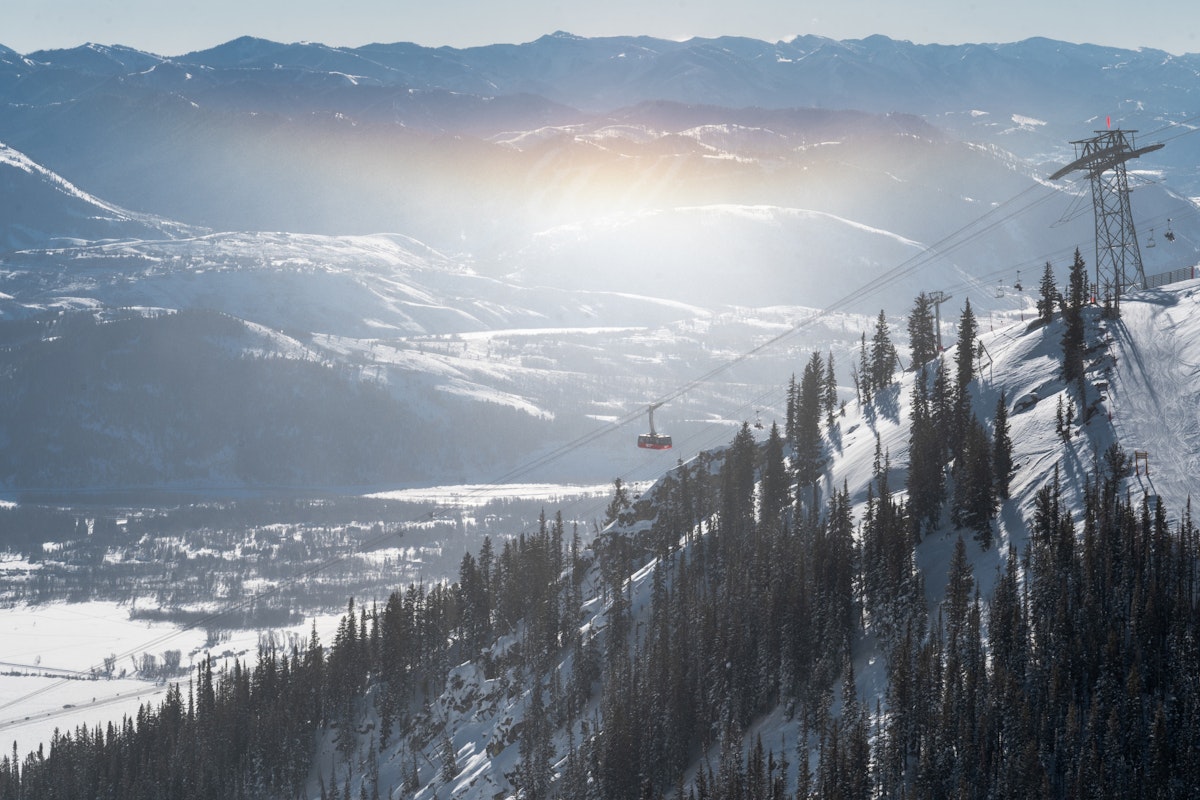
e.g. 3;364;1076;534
1147;228;1156;248
1165;218;1176;243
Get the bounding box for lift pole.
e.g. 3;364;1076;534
927;290;952;352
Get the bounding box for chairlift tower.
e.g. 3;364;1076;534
1049;129;1164;310
927;290;952;351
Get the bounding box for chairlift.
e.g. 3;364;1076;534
1165;218;1176;243
1147;228;1156;249
637;402;672;450
994;279;1005;299
1013;270;1023;292
753;410;764;430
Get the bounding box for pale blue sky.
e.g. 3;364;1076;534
5;0;1198;56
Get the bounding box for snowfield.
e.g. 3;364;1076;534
0;600;348;753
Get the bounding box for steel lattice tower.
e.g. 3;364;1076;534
1049;129;1163;308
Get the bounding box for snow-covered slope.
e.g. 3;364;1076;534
822;278;1200;597
1104;281;1200;510
321;275;1200;800
0;141;192;250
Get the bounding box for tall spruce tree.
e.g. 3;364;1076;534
794;351;826;489
856;332;872;405
906;366;944;537
954;299;977;395
870;309;898;389
760;422;790;522
951;416;996;547
953;299;978;454
603;478;631;526
907;292;938;370
993;390;1013;500
1037;260;1058;323
785;373;798;443
823;350;838;427
1062;247;1087;382
930;355;954;460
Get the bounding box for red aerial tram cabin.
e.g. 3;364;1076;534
637;403;672;450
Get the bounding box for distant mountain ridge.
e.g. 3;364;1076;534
7;33;1198;139
0;31;1195;494
11;33;1200;110
1;31;1196;240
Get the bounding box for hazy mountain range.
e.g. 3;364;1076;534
0;32;1195;492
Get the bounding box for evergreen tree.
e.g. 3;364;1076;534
856;332;872;405
1037;260;1058;323
954;299;977;395
439;731;458;786
907;292;938;370
906;366;944;537
953;299;978;455
794;352;826;489
1062;247;1087;382
721;422;759;544
930;356;954;460
785;373;799;443
951;416;996;547
760;422;790;523
992;390;1013;501
823;351;838;427
603;478;631;526
870;309;898;389
943;536;974;648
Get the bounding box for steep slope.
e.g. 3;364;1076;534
0;141;191;250
1103;280;1200;511
311;277;1200;800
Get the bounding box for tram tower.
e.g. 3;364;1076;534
1049;129;1163;309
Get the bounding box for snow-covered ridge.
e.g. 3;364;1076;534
330;277;1200;800
1;141;133;219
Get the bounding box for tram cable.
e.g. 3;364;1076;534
0;149;1186;731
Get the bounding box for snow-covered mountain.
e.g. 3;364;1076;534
318;276;1200;800
1;29;1199;797
0;31;1196;494
3;33;1199;240
5;33;1199;186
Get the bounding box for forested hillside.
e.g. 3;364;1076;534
2;278;1199;799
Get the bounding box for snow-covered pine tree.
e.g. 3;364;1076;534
1037;260;1058;323
993;390;1013;500
793;352;826;490
907;292;938;370
870;309;897;390
951;416;996;547
1062;247;1087;382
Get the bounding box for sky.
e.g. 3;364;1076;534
3;0;1198;57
